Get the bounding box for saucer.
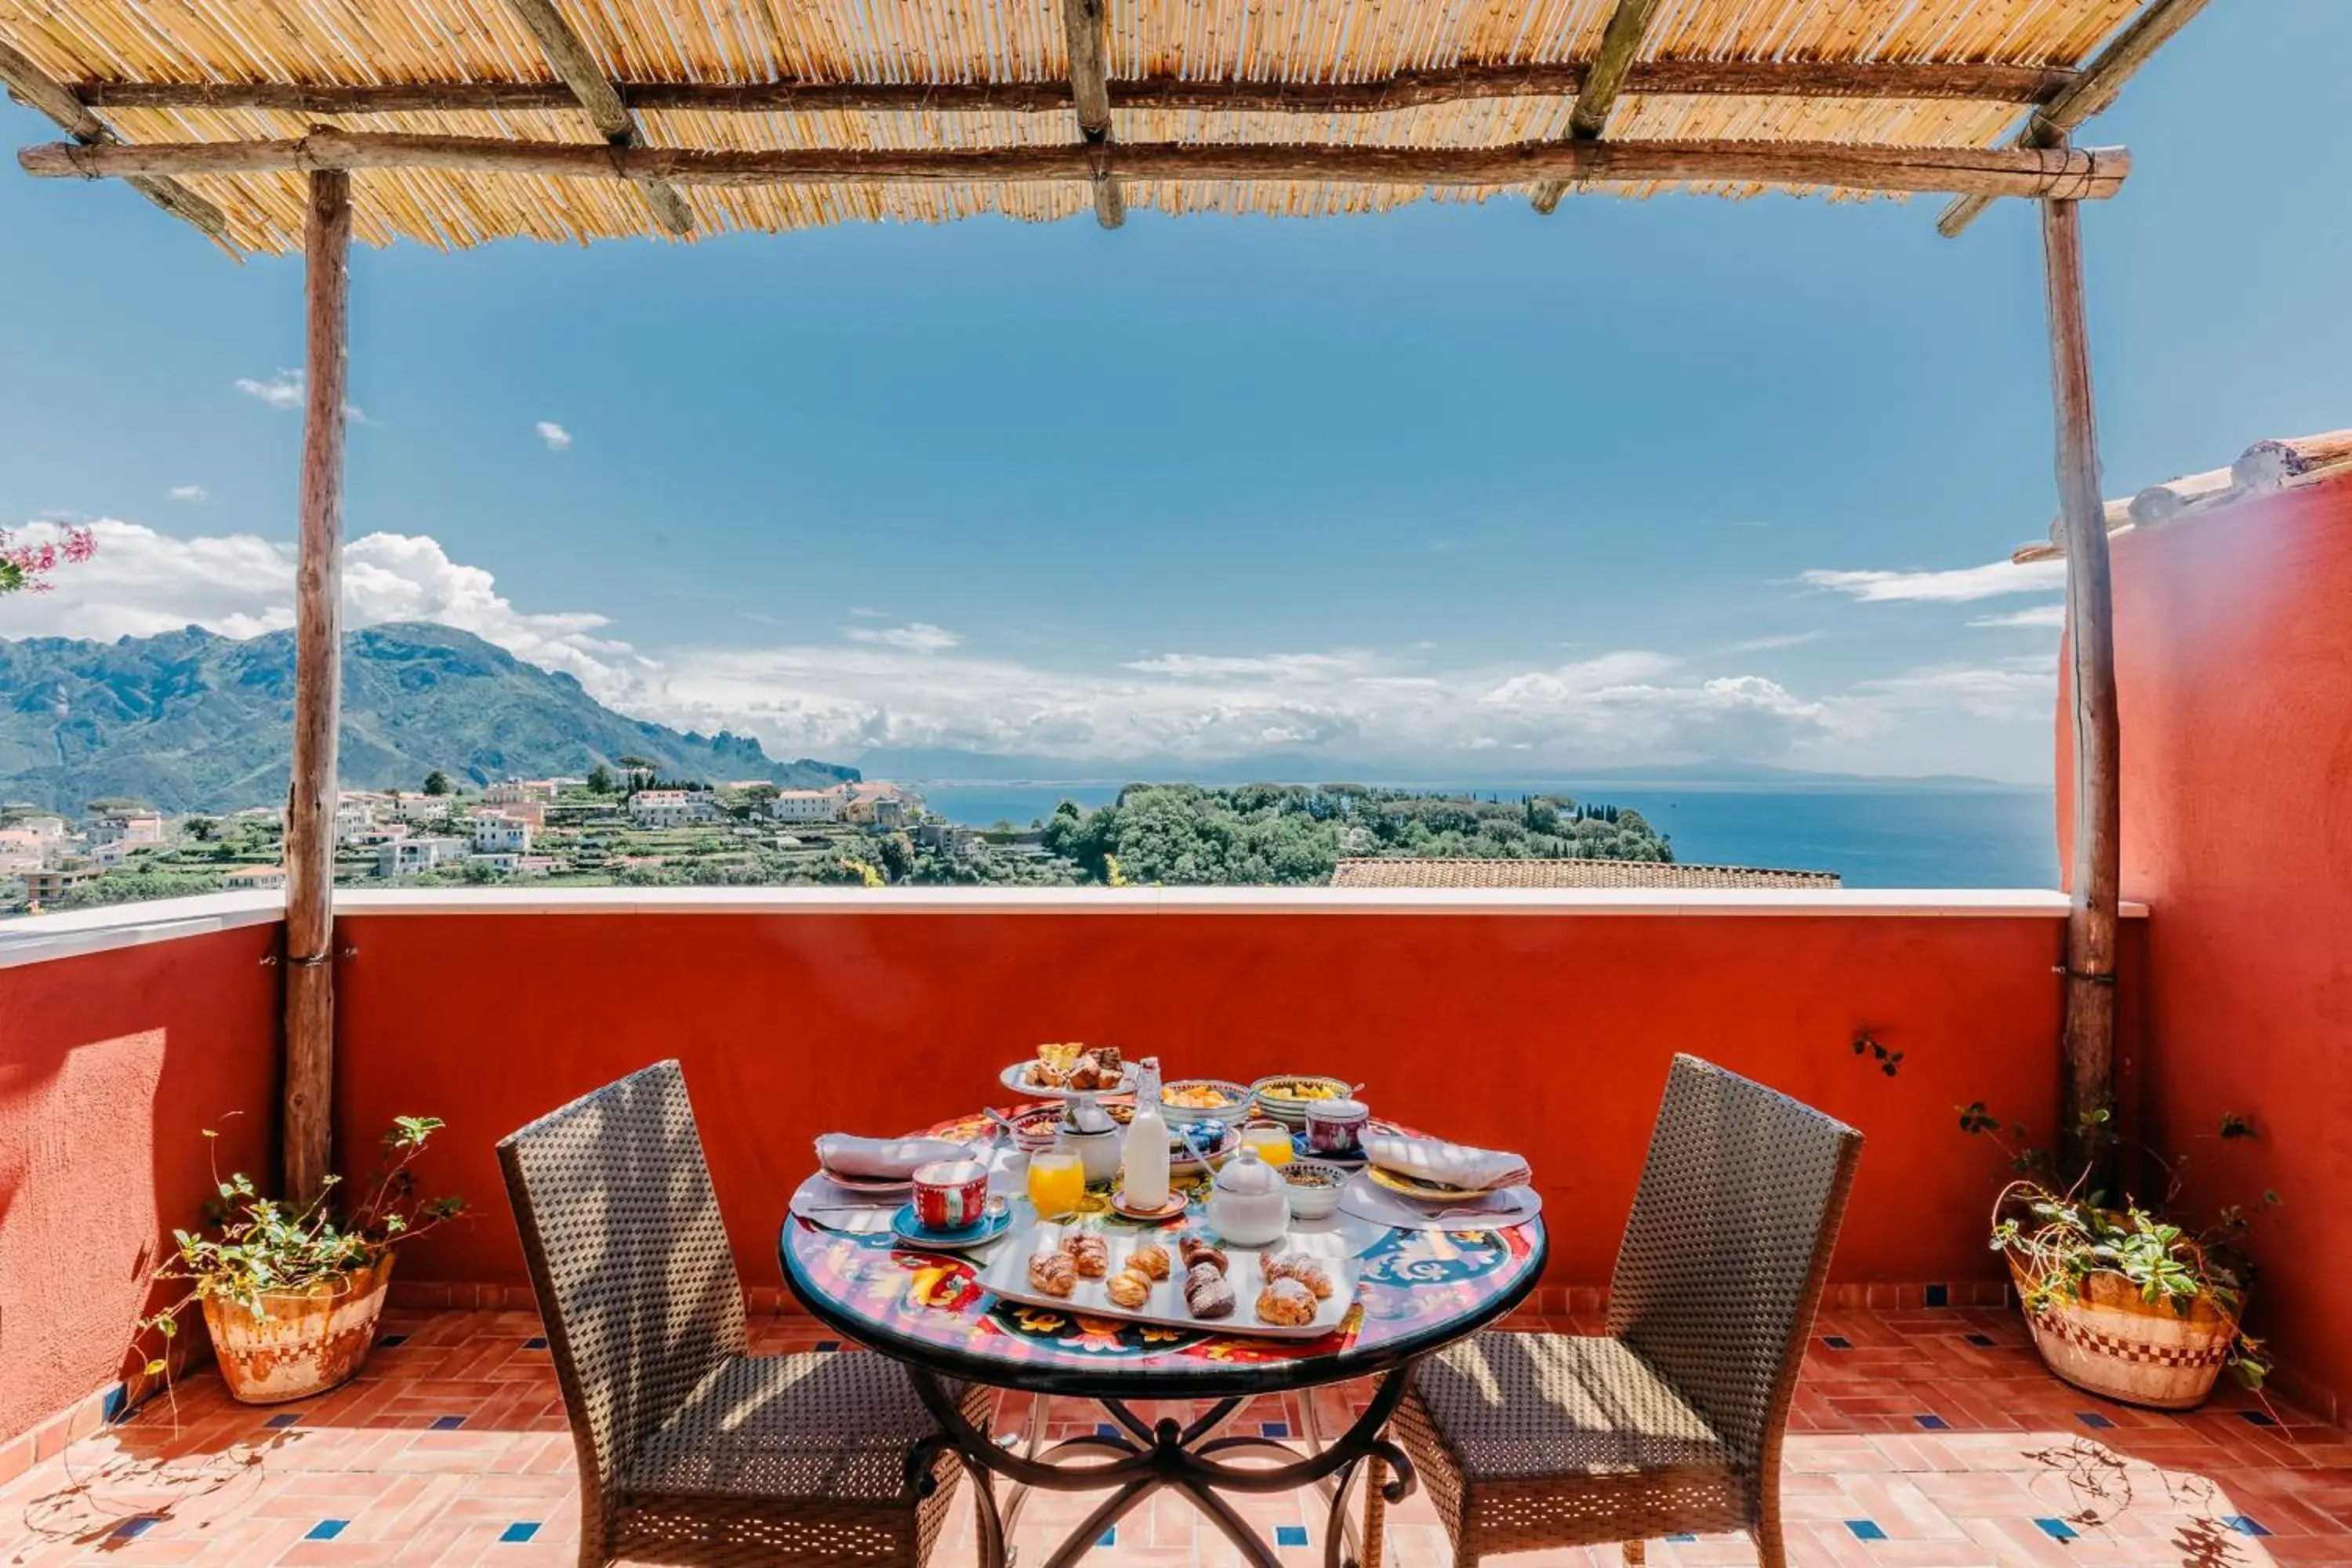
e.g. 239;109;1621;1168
1108;1191;1189;1223
822;1167;916;1196
891;1203;1012;1252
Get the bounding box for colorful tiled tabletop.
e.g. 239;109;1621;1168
779;1104;1547;1398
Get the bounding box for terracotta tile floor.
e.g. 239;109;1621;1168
5;1304;2347;1568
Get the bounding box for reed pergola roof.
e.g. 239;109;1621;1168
0;0;2202;253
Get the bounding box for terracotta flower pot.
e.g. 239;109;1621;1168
199;1253;394;1404
2009;1258;2238;1410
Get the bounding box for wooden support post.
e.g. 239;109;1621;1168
499;0;695;235
1062;0;1124;229
1939;0;2212;238
282;169;351;1210
1533;0;1666;213
2042;194;2119;1178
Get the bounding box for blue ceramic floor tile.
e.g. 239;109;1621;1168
264;1414;302;1428
111;1518;161;1540
1915;1414;1951;1430
2034;1519;2078;1541
2223;1515;2272;1537
1924;1284;1949;1307
306;1521;348;1541
1846;1520;1886;1541
500;1523;543;1543
2077;1411;2115;1429
429;1415;466;1431
1821;1336;1853;1350
1276;1525;1309;1547
522;1337;547;1350
1261;1421;1290;1439
1965;1333;1998;1348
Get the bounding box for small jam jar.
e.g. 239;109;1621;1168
912;1158;991;1231
1305;1098;1371;1157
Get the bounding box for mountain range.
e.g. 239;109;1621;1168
0;622;855;813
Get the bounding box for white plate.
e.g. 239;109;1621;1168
1000;1060;1142;1102
977;1224;1358;1341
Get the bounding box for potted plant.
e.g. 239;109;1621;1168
138;1116;464;1405
1961;1102;2274;1410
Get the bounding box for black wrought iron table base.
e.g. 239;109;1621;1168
909;1365;1417;1568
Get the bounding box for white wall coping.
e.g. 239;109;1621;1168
0;885;2148;971
0;890;286;971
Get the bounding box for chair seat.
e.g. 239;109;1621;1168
1409;1333;1736;1484
622;1352;964;1505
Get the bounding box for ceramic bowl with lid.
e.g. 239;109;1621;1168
1204;1148;1291;1246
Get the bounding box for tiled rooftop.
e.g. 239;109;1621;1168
5;1304;2345;1568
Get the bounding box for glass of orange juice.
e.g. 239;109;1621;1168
1027;1151;1086;1219
1240;1119;1294;1168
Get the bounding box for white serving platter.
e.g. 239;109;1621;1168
976;1224;1359;1341
1000;1060;1142;1102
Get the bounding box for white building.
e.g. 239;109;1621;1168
472;812;532;854
630;789;723;828
377;837;469;877
12;816;67;840
768;789;842;823
223;865;289;891
484;779;559;807
88;811;165;848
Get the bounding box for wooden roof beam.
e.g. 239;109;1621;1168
1938;0;2213;237
0;36;227;245
1062;0;1123;228
70;60;2078;116
20;128;2132;202
1534;0;1668;214
499;0;693;236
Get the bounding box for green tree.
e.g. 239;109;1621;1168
586;764;615;794
422;771;452;796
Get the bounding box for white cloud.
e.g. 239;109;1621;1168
0;519;638;693
1720;630;1823;653
236;369;367;423
168;485;208;503
845;622;962;653
848;606;890;619
535;421;572;452
0;520;2063;782
1800;557;2065;603
1969;604;2067;630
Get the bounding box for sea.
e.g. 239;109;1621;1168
916;781;2059;890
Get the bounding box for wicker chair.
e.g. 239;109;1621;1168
498;1060;990;1568
1391;1054;1862;1567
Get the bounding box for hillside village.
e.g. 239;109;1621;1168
1;770;1073;913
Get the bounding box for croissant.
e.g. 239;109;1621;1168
1184;1262;1236;1319
1255;1276;1316;1327
1105;1269;1152;1308
1063;1233;1110;1278
1029;1250;1077;1298
1264;1253;1334;1299
1178;1232;1229;1275
1128;1241;1172;1280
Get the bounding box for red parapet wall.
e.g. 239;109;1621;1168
2063;470;2352;1419
0;925;279;1446
335;908;2064;1298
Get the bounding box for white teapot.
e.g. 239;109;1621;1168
1205;1148;1290;1247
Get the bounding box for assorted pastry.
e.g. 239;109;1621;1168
1262;1250;1334;1300
1022;1042;1127;1091
1183;1260;1237;1319
1022;1225;1333;1329
1256;1276;1316;1327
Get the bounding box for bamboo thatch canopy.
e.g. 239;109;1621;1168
0;0;2200;252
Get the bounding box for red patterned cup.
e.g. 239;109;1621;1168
913;1159;990;1232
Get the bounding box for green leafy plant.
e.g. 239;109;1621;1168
135;1117;466;1379
1961;1102;2278;1390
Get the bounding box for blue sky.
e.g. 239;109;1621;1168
2;1;2346;785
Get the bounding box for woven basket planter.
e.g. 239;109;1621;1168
200;1254;394;1405
2008;1258;2238;1410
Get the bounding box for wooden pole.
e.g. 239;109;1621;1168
2041;194;2119;1178
73;59;2076;116
282;169;351;1210
20;131;2133;201
1939;0;2212;238
72;60;2075;116
496;0;694;235
1061;0;1124;228
0;37;227;243
1534;0;1666;212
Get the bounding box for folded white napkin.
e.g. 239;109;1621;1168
815;1134;968;1181
1365;1134;1530;1193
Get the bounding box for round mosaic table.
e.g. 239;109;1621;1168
779;1108;1548;1568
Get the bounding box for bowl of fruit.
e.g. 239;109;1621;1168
1161;1078;1254;1126
1250;1075;1355;1128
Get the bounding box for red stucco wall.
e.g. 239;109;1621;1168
0;926;279;1443
336;909;2064;1295
2063;472;2352;1416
